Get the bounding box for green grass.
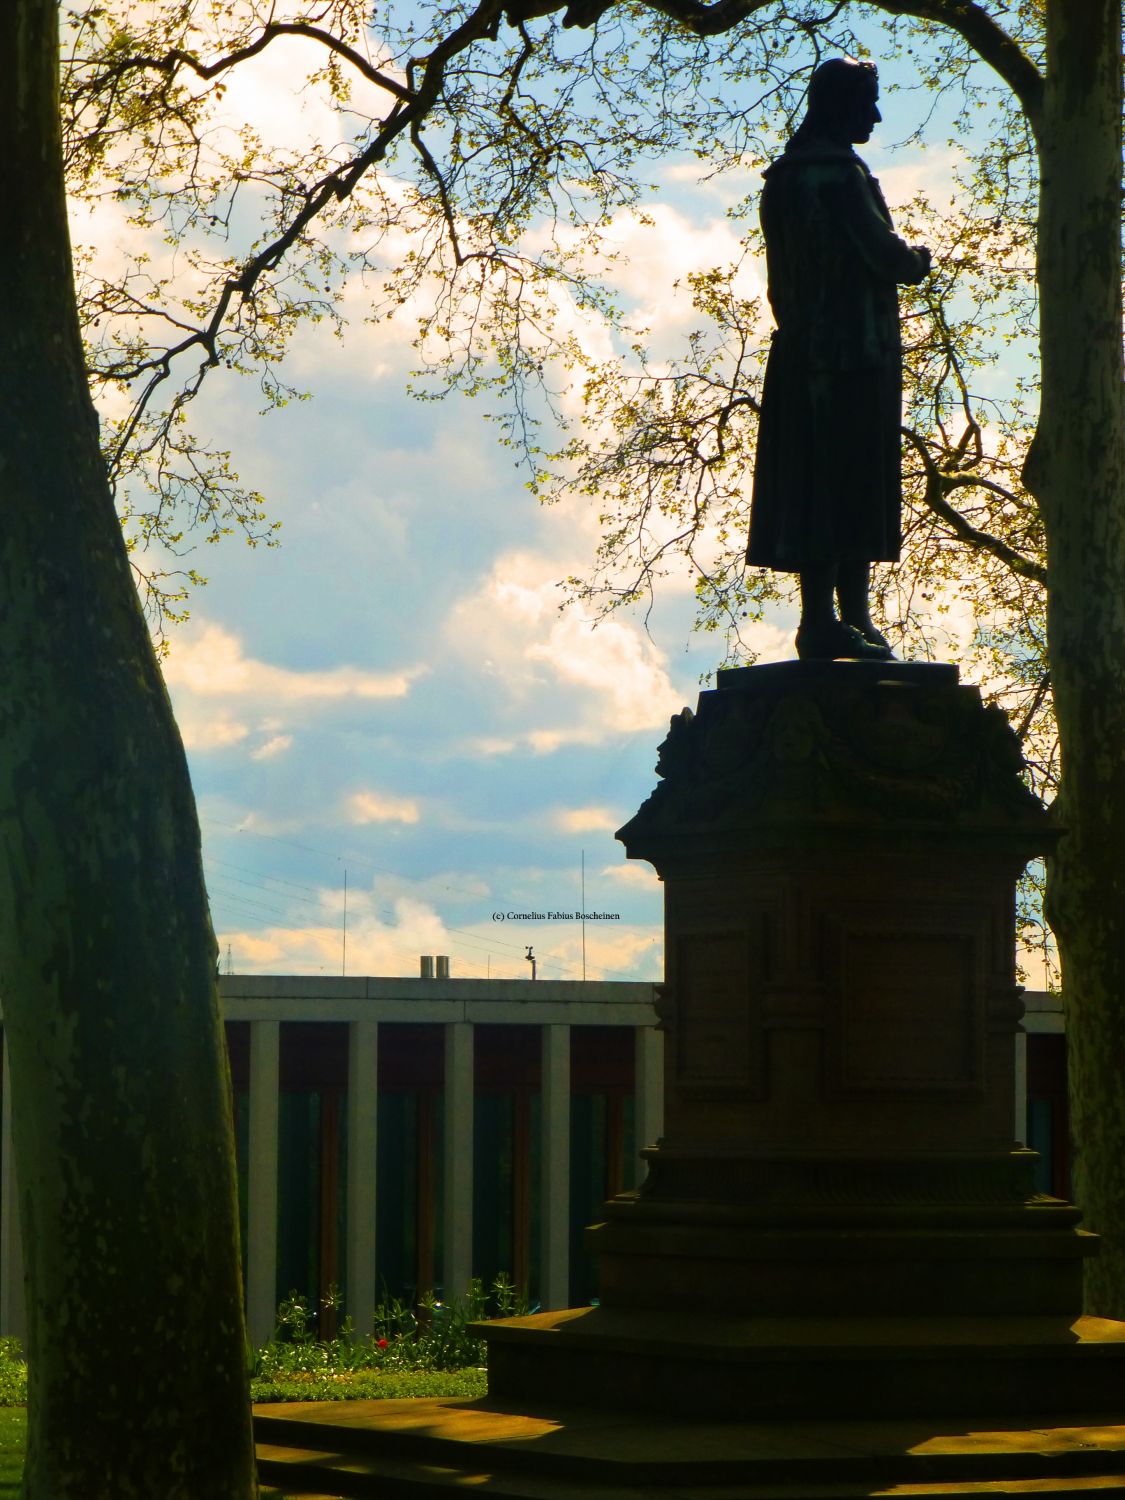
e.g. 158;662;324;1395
251;1365;486;1403
0;1373;480;1499
0;1409;24;1500
0;1282;511;1494
0;1377;487;1498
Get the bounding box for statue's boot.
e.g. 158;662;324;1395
846;618;895;654
795;619;894;661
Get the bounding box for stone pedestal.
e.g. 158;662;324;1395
482;661;1125;1420
599;660;1084;1321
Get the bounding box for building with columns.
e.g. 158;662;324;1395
0;975;1066;1349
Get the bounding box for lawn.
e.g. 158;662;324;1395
252;1365;486;1402
0;1410;22;1500
0;1368;483;1497
0;1280;507;1493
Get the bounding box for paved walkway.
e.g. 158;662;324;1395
254;1397;1125;1496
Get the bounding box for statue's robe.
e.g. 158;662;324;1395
747;137;930;571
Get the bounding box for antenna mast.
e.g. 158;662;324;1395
581;849;586;981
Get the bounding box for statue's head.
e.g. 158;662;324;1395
800;58;880;144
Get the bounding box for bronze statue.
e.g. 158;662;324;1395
747;59;931;661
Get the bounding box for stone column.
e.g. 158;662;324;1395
540;1024;571;1310
633;1025;664;1186
246;1019;280;1350
346;1019;379;1339
1014;1026;1029;1145
443;1021;474;1301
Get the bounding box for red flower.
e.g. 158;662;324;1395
376;1338;389;1349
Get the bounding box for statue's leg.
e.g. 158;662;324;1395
836;561;893;654
799;562;837;632
796;562;892;660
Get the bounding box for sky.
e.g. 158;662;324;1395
80;7;1048;986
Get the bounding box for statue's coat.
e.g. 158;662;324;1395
747;140;930;571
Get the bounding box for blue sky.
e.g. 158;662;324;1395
84;10;1025;984
159;273;713;981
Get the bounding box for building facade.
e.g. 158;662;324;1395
0;976;1067;1347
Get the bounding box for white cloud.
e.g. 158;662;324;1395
443;554;563;685
731;618;795;666
553;806;619;833
524;924;664;983
179;713;249;751
164;621;422;701
215;848;663;980
348;789;421;825
446;553;685;744
461;725;608;757
220;892;460;978
597;203;764;334
467;735;521;757
251;733;294;761
217;896;664;981
222;807;310;838
522;201;765;357
660;159;762;197
182;13;404;165
527;611;683;731
870;146;962;214
601;862;660;890
526;727;606;754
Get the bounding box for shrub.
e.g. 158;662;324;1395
249;1274;528;1387
0;1342;24;1407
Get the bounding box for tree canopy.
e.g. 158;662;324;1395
57;0;1125;1278
5;2;1124;1494
65;0;1059;961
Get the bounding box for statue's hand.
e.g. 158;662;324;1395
913;245;932;280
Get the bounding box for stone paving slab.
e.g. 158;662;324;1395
257;1438;1125;1499
253;1398;1125;1497
255;1397;1125;1462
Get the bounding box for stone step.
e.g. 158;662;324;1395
257;1436;1125;1498
253;1399;1125;1498
482;1310;1125;1422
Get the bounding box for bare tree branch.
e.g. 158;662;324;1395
84;20;413;104
904;426;1048;584
104;0;512;462
617;0;1043;129
1014;668;1052;743
863;1;1043;130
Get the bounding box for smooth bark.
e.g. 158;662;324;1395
1025;0;1125;1316
0;3;257;1494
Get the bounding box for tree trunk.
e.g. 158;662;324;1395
0;4;258;1494
1028;0;1125;1319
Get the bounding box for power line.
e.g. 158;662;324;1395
201;816;657;982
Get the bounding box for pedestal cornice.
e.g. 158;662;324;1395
618;662;1056;863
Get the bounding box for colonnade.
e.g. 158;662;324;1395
0;978;1063;1346
239;1010;661;1346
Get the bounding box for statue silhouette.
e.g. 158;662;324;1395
747;59;931;660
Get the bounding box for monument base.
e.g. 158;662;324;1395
474;661;1122;1466
481;1306;1125;1421
255;1391;1125;1497
592;1164;1093;1317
